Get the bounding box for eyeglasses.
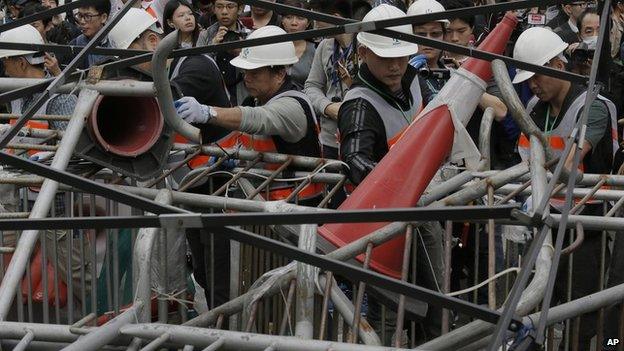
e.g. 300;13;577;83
414;30;444;39
215;3;238;10
74;12;101;22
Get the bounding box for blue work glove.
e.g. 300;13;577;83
174;96;212;124
29;151;54;162
208;156;238;170
408;54;427;70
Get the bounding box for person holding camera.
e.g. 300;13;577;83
406;0;450;103
197;0;250;104
567;8;599;76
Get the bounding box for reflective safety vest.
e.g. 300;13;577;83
517;92;619;208
170;54;238;169
341;76;423;193
342;77;423;149
239;90;324;201
518;92;619;167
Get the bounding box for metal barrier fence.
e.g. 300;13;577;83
0;0;623;350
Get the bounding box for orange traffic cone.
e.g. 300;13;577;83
318;13;518;278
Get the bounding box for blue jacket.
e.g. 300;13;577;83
66;34;111;70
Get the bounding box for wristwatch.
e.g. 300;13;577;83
207;105;218;122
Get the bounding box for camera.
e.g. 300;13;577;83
419;68;451;80
571;47;595;64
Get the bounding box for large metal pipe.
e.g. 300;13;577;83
132;190;174;322
478;107;495;171
152;30;201;143
0;88;100;320
472;170;624;187
0;78;155;97
120;323;410;351
317;274;382;345
491;183;624;202
87;95;164;157
60;301;144;351
294;224;317;339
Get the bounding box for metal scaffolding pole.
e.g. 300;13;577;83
120;323;413;351
294;224;317;339
60;301;144;351
132;190;177;322
0;78;155;97
0;88;99;320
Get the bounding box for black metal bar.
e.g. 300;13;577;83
0;42;148;57
0;151;185;214
0;204;518;230
218;225;524;329
0;0;141;148
0;0;87;33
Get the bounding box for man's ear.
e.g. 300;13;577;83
100;12;108;24
17;57;30;72
357;45;367;63
145;32;161;51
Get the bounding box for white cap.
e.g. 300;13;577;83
407;0;450;24
0;25;45;64
109;8;163;50
357;4;419;58
230;25;298;70
512;27;569;84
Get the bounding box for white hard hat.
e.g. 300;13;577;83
407;0;450;24
512;27;569;84
109;8;163;50
230;25;298;70
357;4;419;58
0;25;45;64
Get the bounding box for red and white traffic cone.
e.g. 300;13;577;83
318;13;518;278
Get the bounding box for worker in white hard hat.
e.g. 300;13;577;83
109;8;236;309
407;0;449;71
108;8;232;148
174;25;324;310
338;4;422;186
0;25;76;132
0;24;84;299
174;25;323;204
513;25;618;350
407;0;450;103
337;4;442;344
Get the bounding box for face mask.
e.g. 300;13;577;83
583;35;598;46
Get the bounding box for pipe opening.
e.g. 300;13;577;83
88;95;163;157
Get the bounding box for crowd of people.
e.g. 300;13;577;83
1;0;624;346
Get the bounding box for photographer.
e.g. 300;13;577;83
566;8;599;73
407;0;450;103
197;0;250;104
